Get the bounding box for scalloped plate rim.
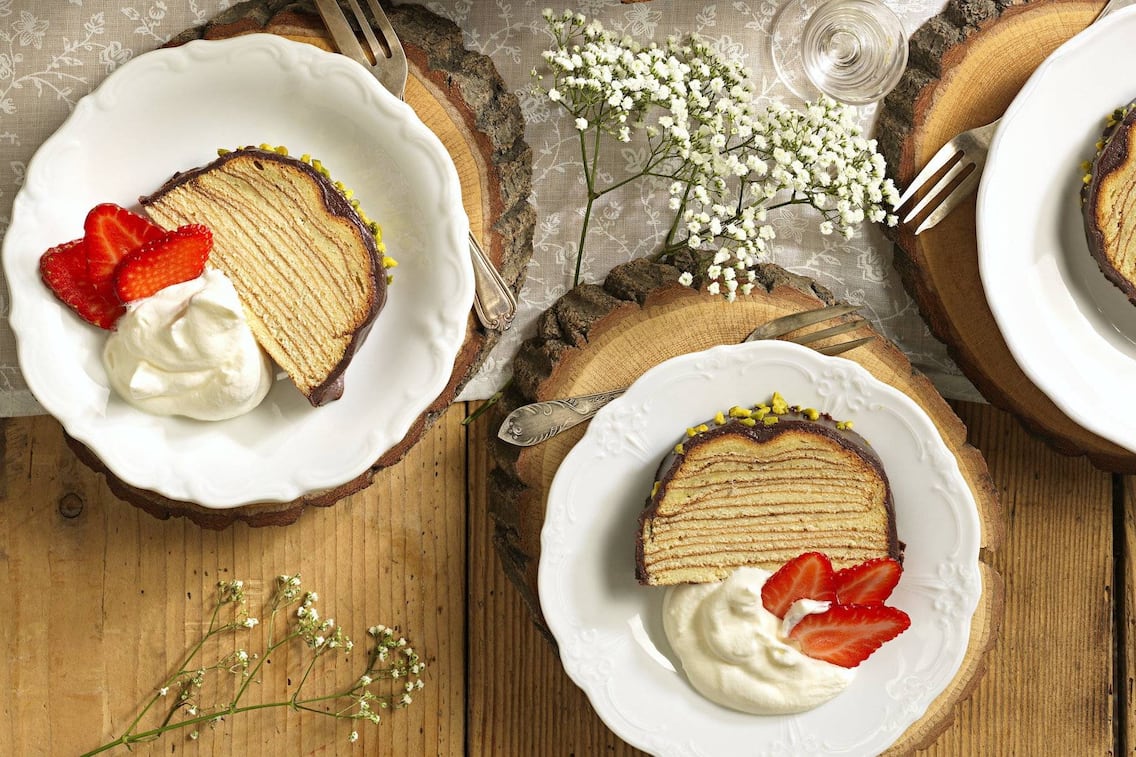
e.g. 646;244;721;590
538;340;983;756
1;34;473;508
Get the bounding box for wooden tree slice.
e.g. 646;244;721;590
487;258;1003;753
67;0;534;527
877;0;1136;472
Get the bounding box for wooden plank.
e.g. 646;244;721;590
1123;477;1135;754
919;401;1115;755
467;407;644;756
0;408;468;756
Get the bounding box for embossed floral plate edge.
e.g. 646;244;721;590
538;340;983;757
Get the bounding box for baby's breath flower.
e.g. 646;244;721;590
88;575;423;756
533;10;898;297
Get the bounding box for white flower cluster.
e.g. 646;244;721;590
345;625;427;732
296;591;351;652
536;9;899;300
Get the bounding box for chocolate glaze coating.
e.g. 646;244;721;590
141;148;386;407
1082;105;1136;306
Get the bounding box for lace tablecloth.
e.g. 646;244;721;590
0;0;979;416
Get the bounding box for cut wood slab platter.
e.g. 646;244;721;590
876;0;1136;472
487;258;1004;755
67;0;535;527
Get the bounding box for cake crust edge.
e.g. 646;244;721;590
1083;105;1136;306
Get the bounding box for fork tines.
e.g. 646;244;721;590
894;119;998;235
894;146;978;235
345;0;403;62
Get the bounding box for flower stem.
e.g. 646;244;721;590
80;693;352;757
574;193;595;287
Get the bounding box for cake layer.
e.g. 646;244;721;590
141;148;385;406
637;405;900;586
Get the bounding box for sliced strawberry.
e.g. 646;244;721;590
761;552;836;619
789;604;911;668
834;558;903;606
39;238;125;329
83;203;166;284
113;224;212;303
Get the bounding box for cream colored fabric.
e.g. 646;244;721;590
0;0;973;415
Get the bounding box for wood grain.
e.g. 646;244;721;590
876;0;1136;472
915;401;1116;755
468;409;645;757
68;0;534;527
1124;477;1135;754
0;408;467;756
486;257;1003;753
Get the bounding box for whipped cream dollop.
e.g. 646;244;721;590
103;268;272;421
663;566;854;715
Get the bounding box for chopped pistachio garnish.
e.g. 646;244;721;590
770;392;789;415
221;144;398;279
669;392;854;451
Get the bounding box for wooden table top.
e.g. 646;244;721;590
0;399;1127;755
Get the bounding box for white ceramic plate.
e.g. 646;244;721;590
977;6;1136;453
539;340;982;756
2;35;472;507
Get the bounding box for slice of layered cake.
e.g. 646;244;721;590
1082;104;1136;305
141;147;387;406
637;393;901;586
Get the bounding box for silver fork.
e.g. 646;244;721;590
496;305;872;447
896;0;1135;234
314;0;519;330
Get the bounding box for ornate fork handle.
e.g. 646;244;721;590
497;389;627;446
468;230;517;330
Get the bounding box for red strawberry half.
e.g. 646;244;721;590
833;557;902;606
761;552;836;619
83;203;166;284
788;604;911;668
39;238;125;329
113;224;212;303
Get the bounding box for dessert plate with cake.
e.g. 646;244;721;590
977;6;1136;453
2;34;473;507
538;340;982;756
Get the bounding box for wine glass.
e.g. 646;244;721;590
770;0;908;106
